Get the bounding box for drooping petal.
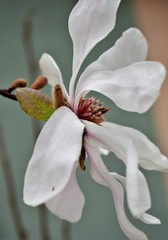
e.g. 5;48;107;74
24;106;85;206
83;120;156;222
141;213;161;225
39;53;69;99
84;141;148;240
76;61;166;113
75;28;148;105
46;164;85;223
69;0;120;73
104;122;168;171
111;173;161;225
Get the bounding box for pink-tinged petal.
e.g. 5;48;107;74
106;122;168;171
75;28;148;105
39;53;69;99
24;106;85;206
76;61;166;113
46;164;85;223
84;142;148;240
69;0;120;73
83;121;154;222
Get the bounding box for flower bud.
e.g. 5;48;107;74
53;84;65;109
31;76;48;90
11;79;27;89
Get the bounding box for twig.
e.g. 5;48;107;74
0;89;17;101
22;7;38;81
0;124;28;240
22;7;50;240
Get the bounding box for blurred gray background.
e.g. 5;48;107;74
0;0;168;239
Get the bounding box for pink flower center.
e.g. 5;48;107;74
77;97;110;124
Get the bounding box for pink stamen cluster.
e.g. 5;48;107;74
77;97;110;124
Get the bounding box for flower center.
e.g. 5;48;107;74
77;97;110;124
53;85;110;124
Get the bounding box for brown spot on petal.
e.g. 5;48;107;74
51;186;55;191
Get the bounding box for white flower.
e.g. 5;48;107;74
23;0;168;239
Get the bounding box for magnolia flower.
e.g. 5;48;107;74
17;0;168;239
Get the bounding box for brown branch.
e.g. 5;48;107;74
0;89;17;101
0;124;28;240
22;7;51;240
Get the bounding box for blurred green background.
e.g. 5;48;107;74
0;0;168;239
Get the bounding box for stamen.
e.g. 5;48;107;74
77;97;110;124
81;112;92;118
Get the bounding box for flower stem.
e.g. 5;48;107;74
61;220;71;240
22;7;51;240
0;124;28;240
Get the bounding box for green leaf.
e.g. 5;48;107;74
16;88;55;121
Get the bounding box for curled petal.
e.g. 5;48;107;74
39;53;69;99
75;28;148;105
76;61;166;113
83;121;162;222
105;122;168;171
111;173;161;225
69;0;120;73
84;142;148;240
141;213;161;225
24;106;85;206
46;164;85;223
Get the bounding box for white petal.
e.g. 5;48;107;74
76;61;166;113
108;123;168;171
83;120;136;165
24;106;85;206
84;121;151;220
111;173;161;225
39;53;69;99
75;28;148;106
126;162;151;219
46;164;85;223
110;172;126;188
99;147;109;156
141;213;161;225
84;142;148;240
69;0;120;73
